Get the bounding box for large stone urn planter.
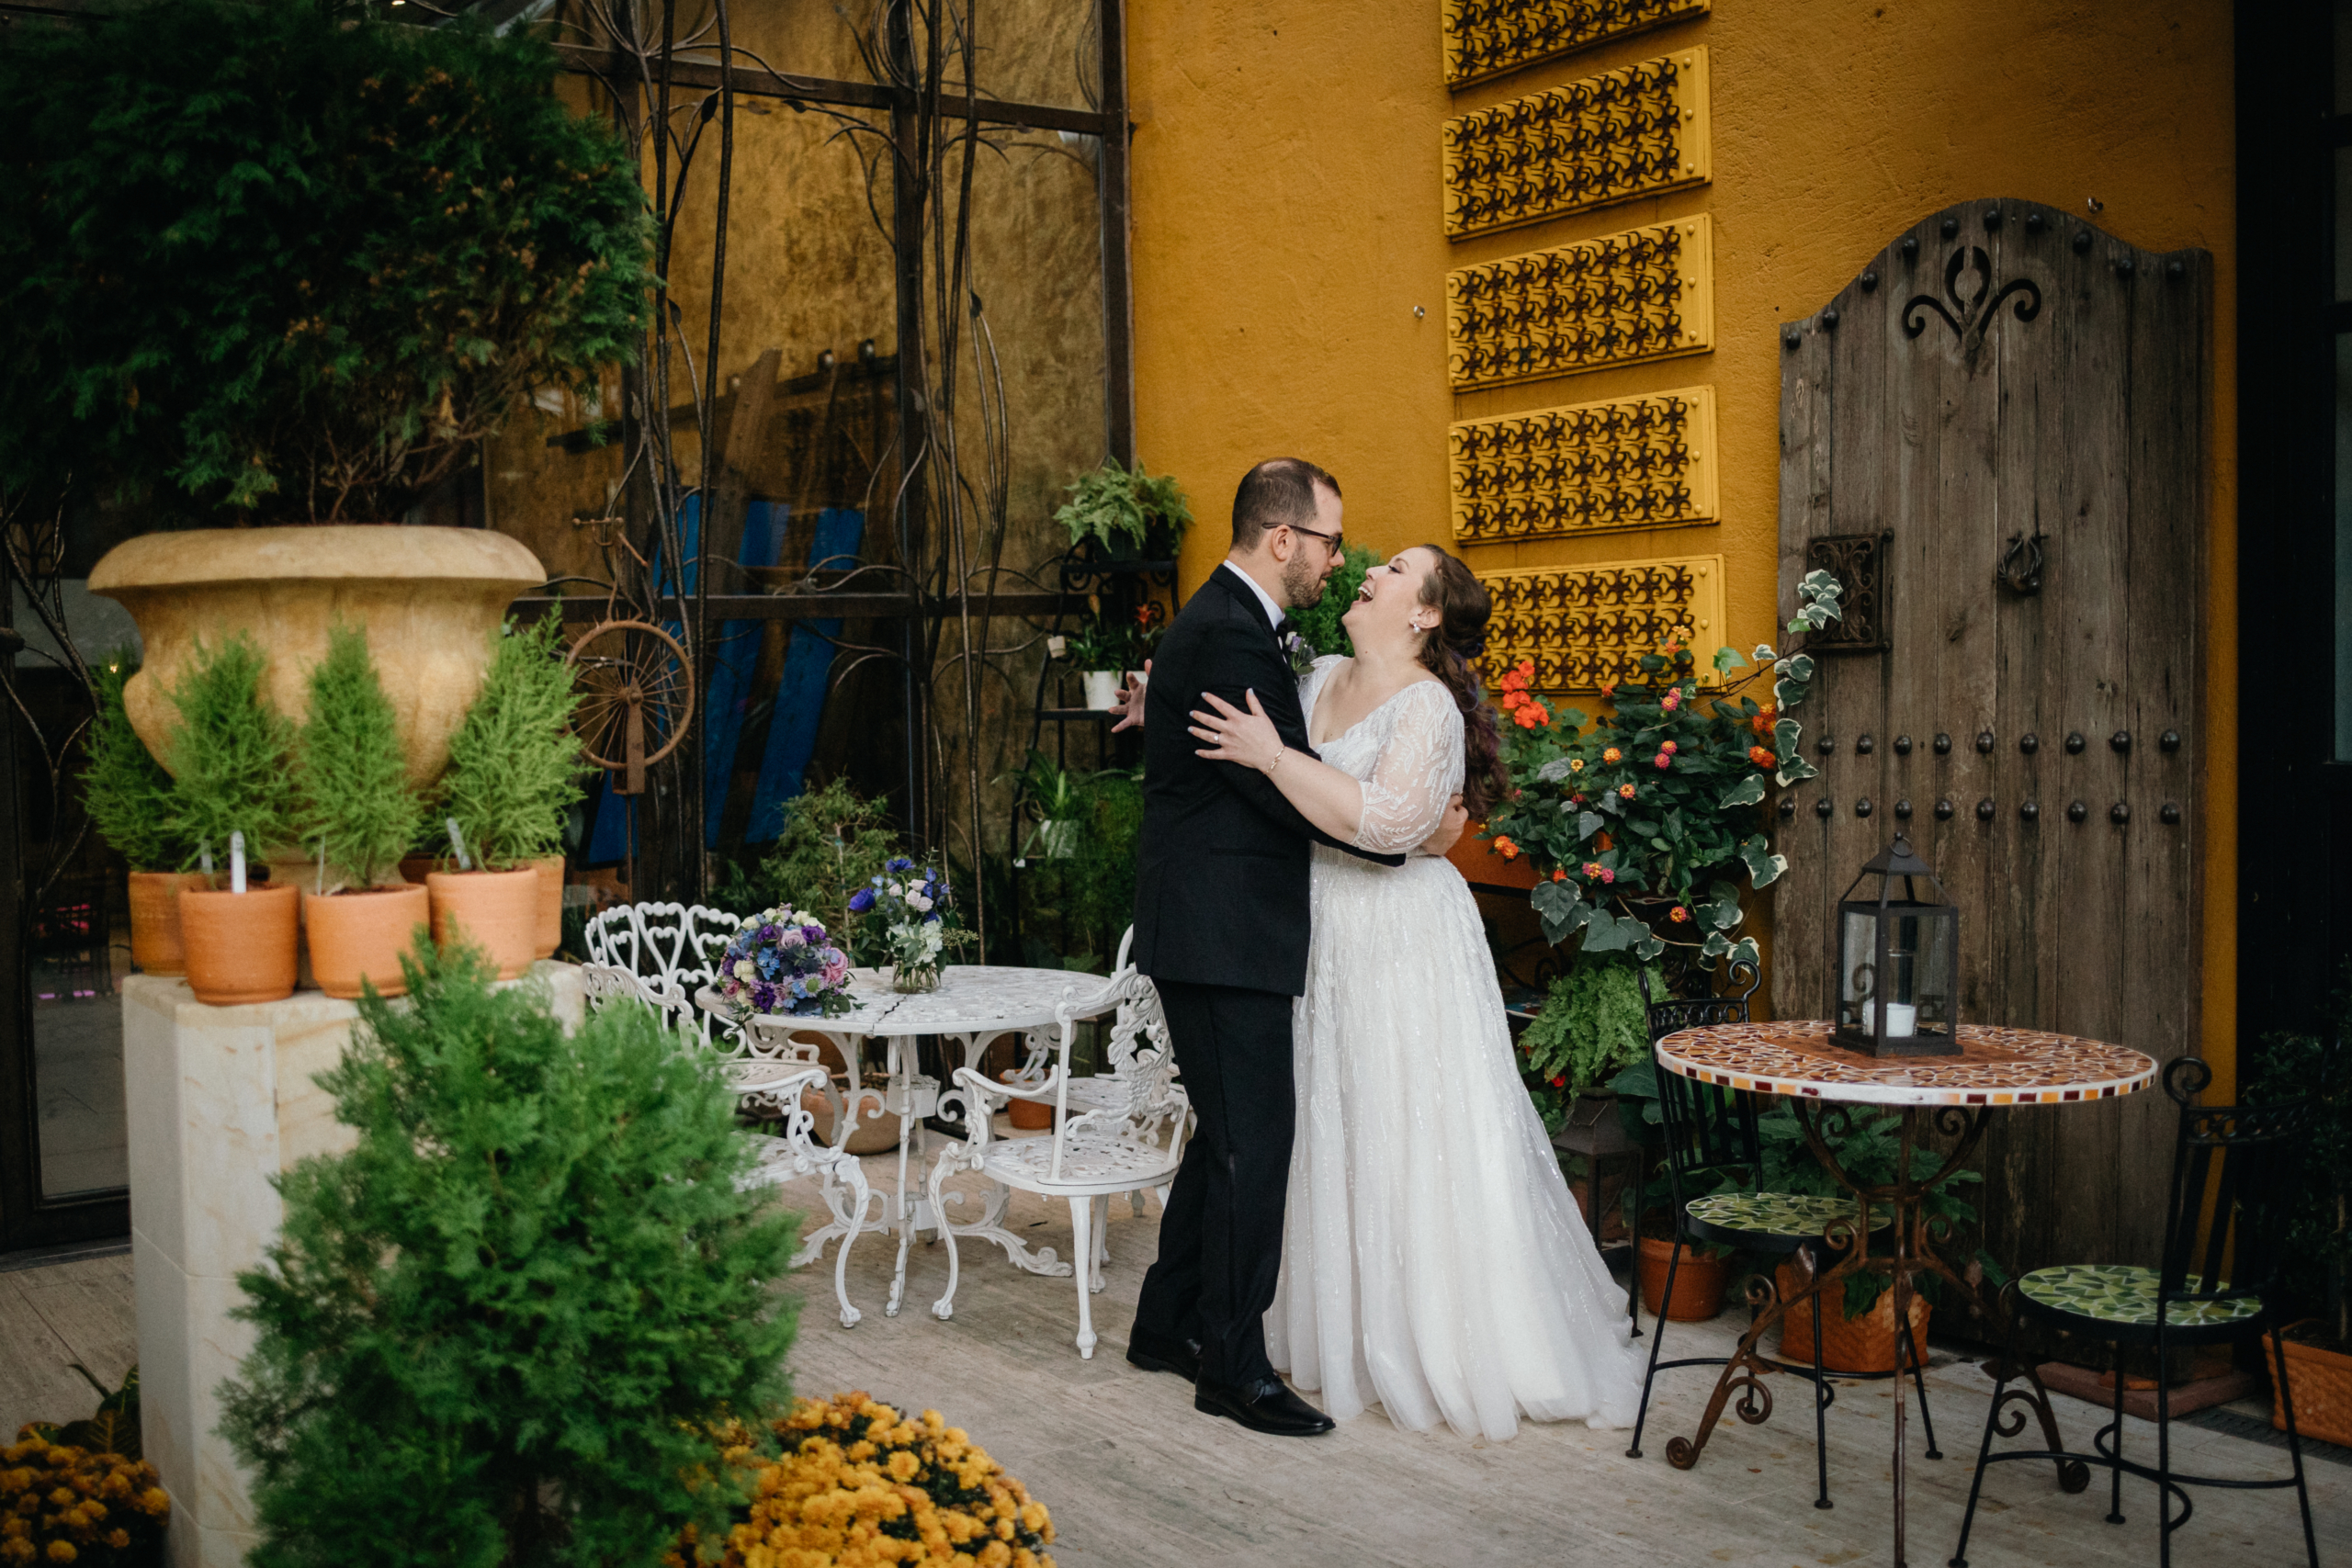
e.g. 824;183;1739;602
87;525;545;788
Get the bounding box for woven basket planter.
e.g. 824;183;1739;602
2264;1322;2352;1449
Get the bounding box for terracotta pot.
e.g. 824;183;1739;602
1775;1262;1932;1375
1002;1072;1055;1131
87;525;543;789
799;1085;901;1156
426;868;540;979
1638;1235;1729;1322
127;871;207;976
1447;822;1538;889
2264;1322;2352;1448
178;882;300;1006
528;854;565;960
302;884;430;999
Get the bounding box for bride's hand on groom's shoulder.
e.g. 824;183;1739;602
1419;795;1468;857
1109;660;1150;732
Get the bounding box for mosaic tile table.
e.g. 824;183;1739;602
1652;1021;2159;1568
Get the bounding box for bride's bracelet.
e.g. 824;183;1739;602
1266;748;1287;777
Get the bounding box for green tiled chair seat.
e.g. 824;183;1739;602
2016;1263;2264;1328
1683;1190;1891;1239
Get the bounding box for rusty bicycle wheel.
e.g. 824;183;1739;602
565;619;694;795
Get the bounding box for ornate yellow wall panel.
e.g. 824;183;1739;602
1450;385;1715;544
1475;553;1724;693
1446;216;1713;391
1442;0;1710;90
1442;49;1709;241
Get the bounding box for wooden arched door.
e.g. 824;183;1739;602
1774;197;2209;1277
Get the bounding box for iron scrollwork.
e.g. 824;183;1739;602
1802;532;1889;651
1902;244;2042;343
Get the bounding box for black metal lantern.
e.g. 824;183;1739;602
1831;833;1961;1057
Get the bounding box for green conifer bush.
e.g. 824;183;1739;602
439;616;587;870
164;635;300;873
296;625;422;890
82;650;189;872
220;942;799;1568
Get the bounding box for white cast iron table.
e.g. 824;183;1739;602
1653;1020;2157;1568
704;964;1110;1317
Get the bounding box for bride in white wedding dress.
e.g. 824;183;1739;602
1186;542;1643;1440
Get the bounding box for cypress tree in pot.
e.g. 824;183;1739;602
82;651;205;976
164;636;303;1005
296;625;430;998
430;616;589;978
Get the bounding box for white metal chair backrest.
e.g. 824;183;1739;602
1114;923;1135;972
1044;967;1182;1183
578;903;744;1042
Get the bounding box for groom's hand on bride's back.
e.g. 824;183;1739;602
1419;795;1468;858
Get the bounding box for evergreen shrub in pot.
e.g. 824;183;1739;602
7;0;650;774
295;625;428;998
165;636;302;1005
431;616;588;977
220;943;799;1567
82;651;202;975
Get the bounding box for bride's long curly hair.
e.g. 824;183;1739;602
1413;544;1510;819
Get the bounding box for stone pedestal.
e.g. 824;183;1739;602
122;965;584;1568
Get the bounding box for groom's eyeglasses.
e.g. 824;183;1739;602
1287;522;1345;556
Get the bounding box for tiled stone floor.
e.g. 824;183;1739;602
7;1143;2345;1567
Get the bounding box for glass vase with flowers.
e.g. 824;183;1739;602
850;858;978;993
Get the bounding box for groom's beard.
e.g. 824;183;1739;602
1281;551;1324;612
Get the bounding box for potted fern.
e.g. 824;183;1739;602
1053;458;1192;561
83;651;202;976
295;625;428;998
165;636;302;1005
431;616;587;977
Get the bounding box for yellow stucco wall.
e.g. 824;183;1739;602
1125;0;2237;1086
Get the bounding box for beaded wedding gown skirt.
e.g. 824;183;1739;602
1265;660;1644;1440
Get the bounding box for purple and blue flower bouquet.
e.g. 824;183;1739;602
717;905;855;1018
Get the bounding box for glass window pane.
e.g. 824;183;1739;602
2339;333;2352;759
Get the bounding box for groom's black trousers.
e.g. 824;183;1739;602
1133;978;1295;1389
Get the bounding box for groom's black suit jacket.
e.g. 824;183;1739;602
1130;565;1404;996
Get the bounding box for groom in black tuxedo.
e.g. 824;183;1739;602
1125;458;1424;1436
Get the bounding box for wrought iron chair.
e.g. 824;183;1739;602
1626;962;1929;1511
731;1061;882;1331
924;965;1192;1358
1951;1055;2321;1568
581;901;743;1042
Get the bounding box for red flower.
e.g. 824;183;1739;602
1748;745;1777;768
1550;1075;1566;1088
1551;867;1567;882
1669;906;1690;923
1653;751;1672;770
1494;836;1521;860
1617;783;1636;799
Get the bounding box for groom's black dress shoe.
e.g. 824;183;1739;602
1125;1330;1202;1382
1193;1377;1336;1437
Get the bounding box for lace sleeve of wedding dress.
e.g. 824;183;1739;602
1350;682;1466;854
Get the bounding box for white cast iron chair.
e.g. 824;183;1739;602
734;1062;883;1329
581;901;743;1042
578;976;880;1328
996;930;1181;1215
925;965;1190;1358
